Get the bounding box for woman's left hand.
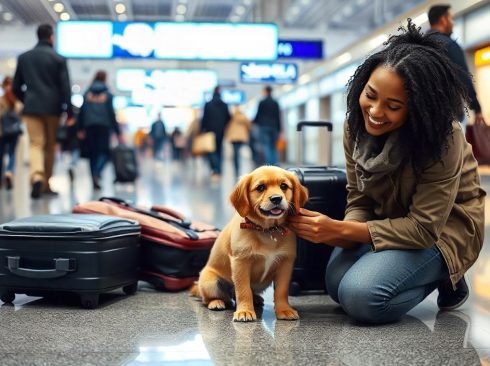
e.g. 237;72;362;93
288;208;338;244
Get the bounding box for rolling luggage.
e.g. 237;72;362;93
0;214;140;308
288;121;348;295
112;145;138;183
73;197;220;291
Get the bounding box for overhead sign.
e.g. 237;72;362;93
277;39;324;59
204;90;246;105
240;62;298;84
56;21;278;61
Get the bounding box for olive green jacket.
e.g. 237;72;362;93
343;122;485;285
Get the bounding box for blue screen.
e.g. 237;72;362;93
278;39;324;59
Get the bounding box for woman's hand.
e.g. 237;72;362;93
288;208;338;244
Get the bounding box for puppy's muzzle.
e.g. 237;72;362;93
260;195;288;217
269;195;283;205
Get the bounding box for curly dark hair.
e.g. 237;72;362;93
346;19;468;173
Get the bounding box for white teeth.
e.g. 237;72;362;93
368;115;385;125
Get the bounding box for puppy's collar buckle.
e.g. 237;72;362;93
240;218;288;236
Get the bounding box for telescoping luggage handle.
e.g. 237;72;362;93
98;197;201;240
296;121;333;166
7;256;76;279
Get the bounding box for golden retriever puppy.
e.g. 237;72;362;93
191;166;308;322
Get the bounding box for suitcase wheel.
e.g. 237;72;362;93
80;294;99;309
123;282;138;295
0;292;15;303
289;282;302;296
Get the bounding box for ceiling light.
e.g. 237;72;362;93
235;5;246;15
3;12;13;21
115;3;126;14
412;13;428;26
71;84;81;93
176;4;187;14
60;12;70;21
53;3;64;12
336;52;352;65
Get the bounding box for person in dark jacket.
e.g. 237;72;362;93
428;4;486;126
12;24;73;199
149;112;167;160
253;85;282;166
200;86;231;179
77;71;122;190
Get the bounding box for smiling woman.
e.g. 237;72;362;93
288;19;486;325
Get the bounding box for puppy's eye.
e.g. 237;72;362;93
256;184;266;192
280;183;289;191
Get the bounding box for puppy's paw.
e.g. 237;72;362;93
275;307;299;320
207;299;226;310
233;309;257;322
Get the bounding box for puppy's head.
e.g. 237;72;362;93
230;166;308;225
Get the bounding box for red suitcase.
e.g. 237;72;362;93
73;197;219;291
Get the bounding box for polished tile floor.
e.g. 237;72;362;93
0;144;490;366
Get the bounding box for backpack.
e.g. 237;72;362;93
1;110;22;137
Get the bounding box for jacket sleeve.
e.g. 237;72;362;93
447;41;481;113
253;101;263;124
343;122;376;223
368;126;464;251
12;57;25;102
106;94;120;135
59;57;73;118
200;104;209;132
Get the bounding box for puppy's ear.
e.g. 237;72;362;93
230;174;252;217
289;172;309;215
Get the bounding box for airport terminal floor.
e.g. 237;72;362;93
1;143;490;366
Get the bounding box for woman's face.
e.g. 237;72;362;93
358;66;408;137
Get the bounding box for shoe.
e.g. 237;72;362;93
31;181;42;199
42;188;59;196
437;277;469;311
5;173;13;190
68;168;74;182
93;178;102;190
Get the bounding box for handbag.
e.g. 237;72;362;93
465;121;490;165
191;131;216;156
0;110;22;137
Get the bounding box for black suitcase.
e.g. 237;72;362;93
0;214;140;308
288;121;347;295
112;145;138;183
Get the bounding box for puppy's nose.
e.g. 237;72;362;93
269;195;283;205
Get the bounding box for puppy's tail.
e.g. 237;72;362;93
189;282;200;298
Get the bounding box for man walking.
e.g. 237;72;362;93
13;23;73;199
253;85;282;166
428;4;486;126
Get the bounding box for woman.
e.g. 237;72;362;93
289;20;485;324
77;71;122;190
0;76;23;190
225;105;251;178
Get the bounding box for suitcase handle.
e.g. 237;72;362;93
7;256;76;279
296;121;332;132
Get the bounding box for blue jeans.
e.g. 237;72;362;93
325;244;448;324
259;126;278;166
0;135;18;176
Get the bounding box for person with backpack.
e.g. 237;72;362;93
0;76;23;190
77;71;123;190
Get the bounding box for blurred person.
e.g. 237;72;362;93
12;23;73;199
201;86;231;180
0;76;23;190
170;127;185;161
253;85;281;166
77;71;123;190
225;105;251;178
149;112;167;160
428;4;486;127
59;106;81;183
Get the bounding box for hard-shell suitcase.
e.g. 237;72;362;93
0;214;140;308
112;145;138;183
73;197;220;291
288;121;348;295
